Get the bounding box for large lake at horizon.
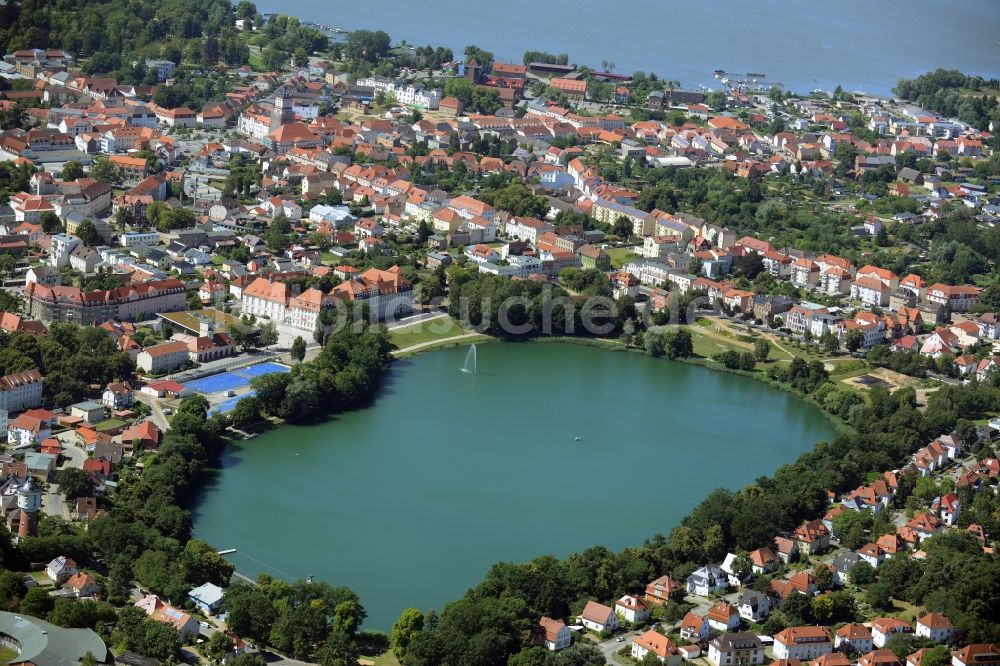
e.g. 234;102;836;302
192;343;838;629
258;0;999;94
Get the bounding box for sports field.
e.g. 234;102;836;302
184;362;290;394
209;390;258;415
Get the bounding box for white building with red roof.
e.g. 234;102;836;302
915;613;954;643
537;616;570;650
578;600;618;632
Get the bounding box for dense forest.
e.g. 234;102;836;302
0;0;326;83
893;69;1000;130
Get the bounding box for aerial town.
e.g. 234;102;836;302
0;0;997;665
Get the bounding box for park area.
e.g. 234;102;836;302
389;316;488;354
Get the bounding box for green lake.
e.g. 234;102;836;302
192;342;838;629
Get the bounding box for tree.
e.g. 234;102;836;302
291;336;306;363
139;620;181;661
832;510;873;550
90;157;118;185
115;207;133;232
754;339;771;362
56;467;93;500
820;331;840;353
391;608;424;658
202;631;232;664
919;646;952;666
60;161;85;181
39;211;63;233
228;655;267;666
75;219;100;246
345;29;392;63
813;563;833;591
663;328;693;359
703;524;726;561
844;329;864;353
0;254;15;280
612;216;632;238
228;395;262;430
20;586;53;617
731;552;753;582
849;561;876;586
644;330;665;357
866;580;894;610
258;321;279;348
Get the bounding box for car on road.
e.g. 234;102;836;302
617;636;625;642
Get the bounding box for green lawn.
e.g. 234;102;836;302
389;316;471;350
94;418;127;432
605;246;641;269
28;571;53;587
0;646;17;665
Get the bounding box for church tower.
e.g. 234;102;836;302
16;477;42;541
270;88;294;130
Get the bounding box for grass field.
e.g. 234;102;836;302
389;316;480;351
0;646;17;665
94;418;126;432
605;246;641;269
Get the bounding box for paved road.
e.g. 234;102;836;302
134;392;170;431
43;482;71;520
597;632;638;664
386;310;449;330
54;431;87;470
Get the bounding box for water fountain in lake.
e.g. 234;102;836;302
461;344;477;374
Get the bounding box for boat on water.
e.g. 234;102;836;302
575;436;582;442
747;72;766;78
713;69;726;77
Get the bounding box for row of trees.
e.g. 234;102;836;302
447;269;633;340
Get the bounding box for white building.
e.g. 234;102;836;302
0;369;44;413
614;595;650;624
308;204;353;226
708;633;765;666
137;341;189;374
773;627;832;661
578;601;618;633
356;77;442;110
48;233;81;268
915;613;954;643
121;231;161;248
538;617;571;651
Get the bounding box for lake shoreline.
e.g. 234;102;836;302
259;0;1000;95
194;336;844;629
